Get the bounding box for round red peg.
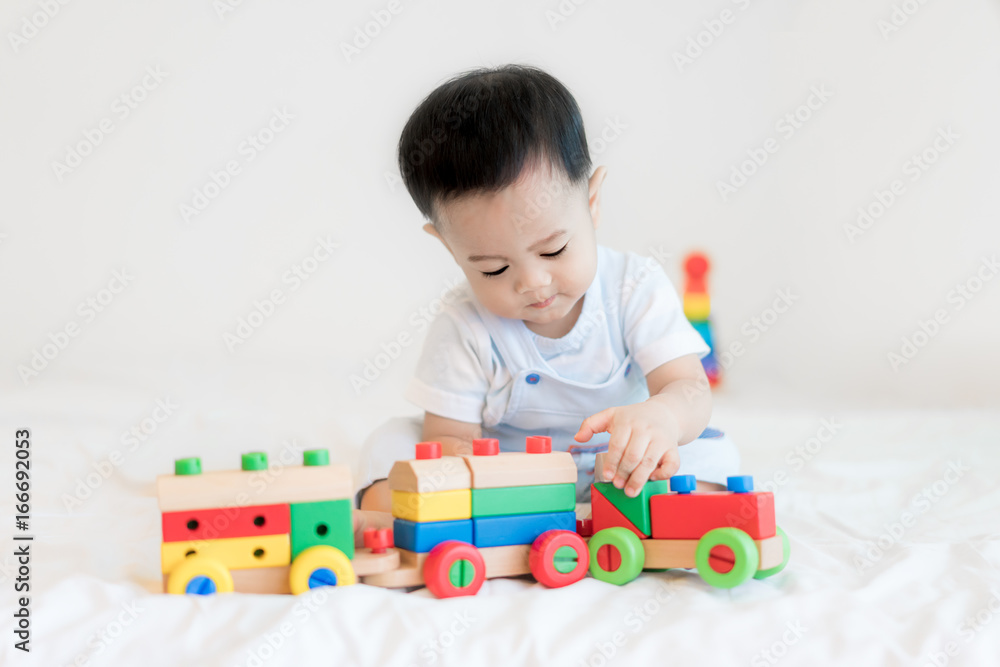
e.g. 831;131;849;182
525;435;551;454
415;441;442;460
472;438;499;456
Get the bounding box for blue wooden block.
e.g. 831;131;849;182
472;511;576;548
392;518;473;553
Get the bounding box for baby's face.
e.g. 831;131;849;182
427;162;602;337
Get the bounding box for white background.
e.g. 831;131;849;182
2;0;999;452
2;3;1000;667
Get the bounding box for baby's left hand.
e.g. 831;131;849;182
574;401;682;497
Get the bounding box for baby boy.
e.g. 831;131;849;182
356;65;739;513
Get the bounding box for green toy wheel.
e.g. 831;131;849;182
589;527;644;586
695;528;759;589
754;526;790;580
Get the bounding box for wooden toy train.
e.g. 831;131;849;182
156;436;789;598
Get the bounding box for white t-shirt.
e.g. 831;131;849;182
404;245;709;426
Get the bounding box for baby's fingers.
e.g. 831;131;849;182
648;448;682;482
575;407;616;442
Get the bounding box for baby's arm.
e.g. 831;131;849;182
575;353;712;497
422;411;482;458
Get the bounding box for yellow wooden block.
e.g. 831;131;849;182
390;488;471;522
161;533;290;573
683;293;711;321
156;464;353;512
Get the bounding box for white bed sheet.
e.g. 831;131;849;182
3;390;999;667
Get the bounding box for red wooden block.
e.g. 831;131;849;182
415;441;442;460
161;503;290;542
473;438;499;456
526;436;551;454
649;491;776;540
576;518;593;538
591;484;647;539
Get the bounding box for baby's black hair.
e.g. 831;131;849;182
397;65;592;222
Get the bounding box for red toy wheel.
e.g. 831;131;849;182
530;530;589;588
423;541;486;598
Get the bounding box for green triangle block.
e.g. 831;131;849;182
592;480;671;535
290;499;354;560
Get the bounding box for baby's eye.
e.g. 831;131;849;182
481;266;508;278
542;243;568;258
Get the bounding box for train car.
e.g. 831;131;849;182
581;452;791;589
361;436;590;598
156;449;399;595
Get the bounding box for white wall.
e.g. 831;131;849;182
3;0;998;444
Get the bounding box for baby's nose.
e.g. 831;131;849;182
517;266;552;293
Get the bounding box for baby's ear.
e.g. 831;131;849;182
588;166;608;229
423;222;453;256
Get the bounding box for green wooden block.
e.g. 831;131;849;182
290;499;354;560
471;483;576;517
592;480;671;535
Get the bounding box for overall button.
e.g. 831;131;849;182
526;373;540;385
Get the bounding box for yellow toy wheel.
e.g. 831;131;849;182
289;545;356;594
166;555;234;595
